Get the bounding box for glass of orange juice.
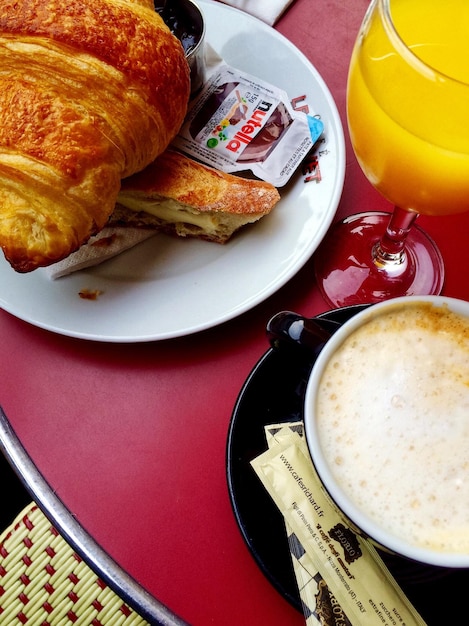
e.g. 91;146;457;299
314;0;469;307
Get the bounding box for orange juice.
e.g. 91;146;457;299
347;0;469;216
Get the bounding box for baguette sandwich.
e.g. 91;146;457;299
112;150;281;244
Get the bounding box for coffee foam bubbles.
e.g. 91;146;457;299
317;302;469;554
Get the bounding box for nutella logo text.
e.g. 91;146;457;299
225;101;273;153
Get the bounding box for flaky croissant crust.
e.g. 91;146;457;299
0;0;190;272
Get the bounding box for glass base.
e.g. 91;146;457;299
314;212;445;308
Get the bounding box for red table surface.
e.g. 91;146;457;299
2;1;469;624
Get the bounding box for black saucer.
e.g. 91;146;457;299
226;306;469;624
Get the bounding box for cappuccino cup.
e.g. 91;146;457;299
304;295;469;567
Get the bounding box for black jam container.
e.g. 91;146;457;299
156;0;207;95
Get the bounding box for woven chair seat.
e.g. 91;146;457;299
0;502;150;625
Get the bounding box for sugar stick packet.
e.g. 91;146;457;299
265;423;350;626
251;423;427;626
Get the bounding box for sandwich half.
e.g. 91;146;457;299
112;150;281;243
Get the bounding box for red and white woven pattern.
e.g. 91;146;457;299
0;503;150;625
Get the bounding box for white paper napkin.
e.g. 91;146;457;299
44;227;157;279
218;0;295;25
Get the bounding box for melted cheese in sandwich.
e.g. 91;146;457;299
118;195;221;236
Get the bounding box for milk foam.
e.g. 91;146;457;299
317;302;469;553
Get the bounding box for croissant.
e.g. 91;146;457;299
0;0;190;272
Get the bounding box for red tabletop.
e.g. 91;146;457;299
2;1;469;624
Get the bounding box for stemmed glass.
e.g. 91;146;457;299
314;0;469;308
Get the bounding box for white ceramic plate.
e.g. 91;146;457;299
0;0;345;342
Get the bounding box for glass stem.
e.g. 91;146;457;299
372;206;418;268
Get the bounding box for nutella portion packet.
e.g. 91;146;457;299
172;63;324;187
252;423;427;626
